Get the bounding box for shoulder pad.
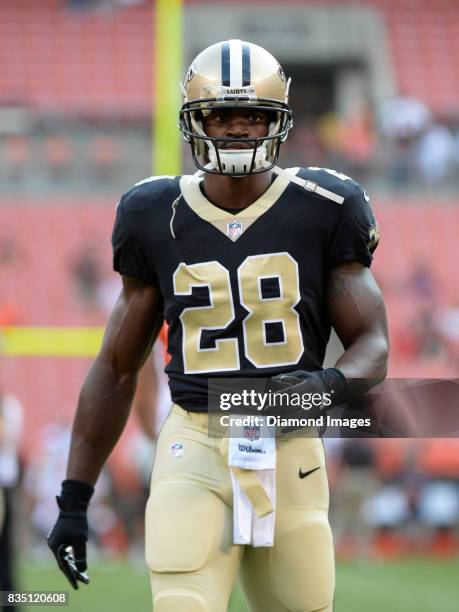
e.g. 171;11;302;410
134;175;177;187
298;166;362;202
119;175;180;212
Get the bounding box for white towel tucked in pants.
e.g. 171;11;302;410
228;421;276;546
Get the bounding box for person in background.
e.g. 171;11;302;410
330;439;380;560
0;386;23;612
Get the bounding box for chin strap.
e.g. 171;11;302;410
209;146;268;174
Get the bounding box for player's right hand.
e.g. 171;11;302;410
47;480;94;590
47;502;90;589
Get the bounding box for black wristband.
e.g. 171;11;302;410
57;479;94;511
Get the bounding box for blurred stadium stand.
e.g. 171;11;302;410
1;1;458;117
0;0;459;193
0;0;152;118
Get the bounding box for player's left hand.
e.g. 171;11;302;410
263;368;347;433
271;369;324;390
271;368;347;402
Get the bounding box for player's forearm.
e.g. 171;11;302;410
327;263;389;391
66;357;137;485
334;330;388;388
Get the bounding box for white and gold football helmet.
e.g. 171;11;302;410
179;40;293;176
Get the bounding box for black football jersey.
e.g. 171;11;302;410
112;167;379;411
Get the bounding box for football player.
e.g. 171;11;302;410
48;40;388;611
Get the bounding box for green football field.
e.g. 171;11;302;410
18;557;458;611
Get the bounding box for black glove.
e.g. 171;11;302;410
273;368;347;402
47;479;94;590
266;367;348;421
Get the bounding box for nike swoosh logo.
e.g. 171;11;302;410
299;466;320;479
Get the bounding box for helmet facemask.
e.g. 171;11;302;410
180;99;291;176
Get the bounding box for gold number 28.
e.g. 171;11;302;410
173;252;303;373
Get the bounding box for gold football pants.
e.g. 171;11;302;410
145;405;335;612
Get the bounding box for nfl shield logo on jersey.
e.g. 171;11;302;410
170;442;184;458
227;221;242;241
243;426;260;441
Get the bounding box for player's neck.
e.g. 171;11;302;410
202;171;273;210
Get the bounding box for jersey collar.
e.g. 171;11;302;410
179;169;295;241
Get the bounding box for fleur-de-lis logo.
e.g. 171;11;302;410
368;225;380;250
185;64;195;82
